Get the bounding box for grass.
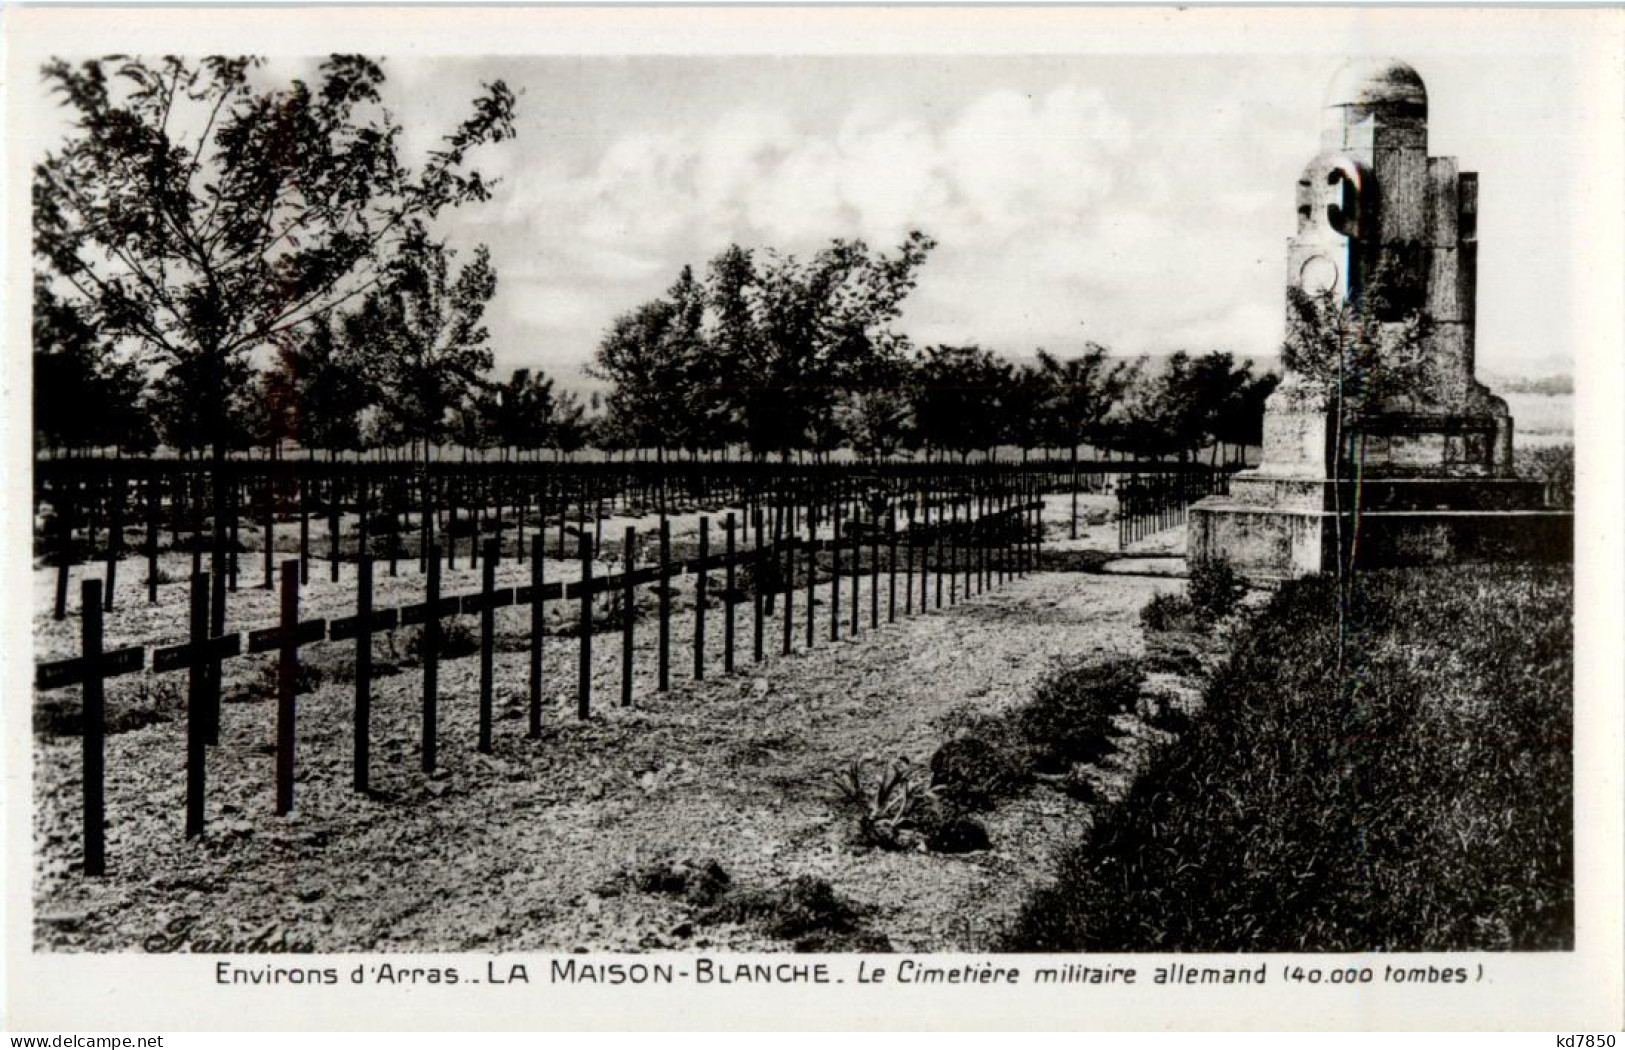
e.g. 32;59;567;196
1004;564;1573;952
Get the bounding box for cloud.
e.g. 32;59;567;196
475;77;1299;375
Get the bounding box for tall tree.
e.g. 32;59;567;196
355;230;499;464
492;367;557;459
1035;344;1130;464
272;312;375;459
709;232;935;460
34;54;516;455
32;276;155;455
909;344;1008;461
589;267;717;456
998;361;1052;460
550;390;594;461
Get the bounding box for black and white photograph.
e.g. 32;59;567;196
5;4;1621;1033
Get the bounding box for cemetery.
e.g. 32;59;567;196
28;53;1573;954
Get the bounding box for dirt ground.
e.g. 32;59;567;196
32;492;1189;953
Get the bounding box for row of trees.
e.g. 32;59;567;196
32;54;1276;467
589;241;1279;464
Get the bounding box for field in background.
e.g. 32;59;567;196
1505;392;1573;448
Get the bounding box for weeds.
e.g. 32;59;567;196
928;736;1026;811
1187;556;1244;621
1016;656;1143;773
34;676;185;737
1003;565;1573;952
699;876;862;941
829;758;939;851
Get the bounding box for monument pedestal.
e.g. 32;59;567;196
1189;474;1572;581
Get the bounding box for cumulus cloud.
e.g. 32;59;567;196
471;76;1298;374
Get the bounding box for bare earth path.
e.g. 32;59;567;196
34;566;1177;953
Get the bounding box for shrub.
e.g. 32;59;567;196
633;857;732;906
1187;556;1244;621
699;876;861;941
224;659;327;704
929;736;1025;810
1003;565;1574;952
829;758;939;850
1016;657;1143;772
34;676;185;737
1140;591;1197;633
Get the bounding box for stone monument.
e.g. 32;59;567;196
1187;58;1572;579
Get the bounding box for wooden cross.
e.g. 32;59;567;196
330;558;397;793
33;580;146;875
247;562;327;815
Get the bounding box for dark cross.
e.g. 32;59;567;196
33;580;145;874
525;533;545;737
751;511;765;664
331;557;399;793
723;513;737;675
389;476;401;578
356;477;371;575
694;516;708;682
227;479;240;593
578;526;592;719
621;526;636;708
103;474;123;611
851;512;863;635
263;475;275;590
806;510;818;649
829;504;841;643
52;492;72;621
153;579;242;788
330;474;342;582
469;539;510;753
781;532;795;657
149;574;241;837
299;475;311;586
657;519;671;692
185;572;208;838
887;514;898;624
905;505;916;616
146;472;160;605
247;562;327;816
402;547;458;773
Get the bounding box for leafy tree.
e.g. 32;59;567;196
589;266;719;456
1035;344;1131;465
33;277;155;455
909;344;1008;461
998;361;1052;460
710;233;935;460
355;230;499;463
1182;351;1263;465
835;385;914;462
34;54;516;455
450;383;500;460
492;367;557;459
242;360;299;457
550;389;594;460
271;313;374;458
1211;369;1280;465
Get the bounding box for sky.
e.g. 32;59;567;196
25;50;1599;385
